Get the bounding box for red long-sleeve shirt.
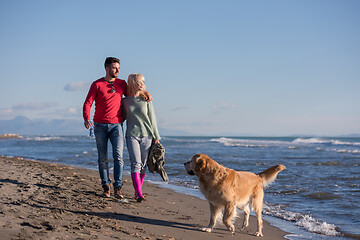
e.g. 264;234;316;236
83;77;127;124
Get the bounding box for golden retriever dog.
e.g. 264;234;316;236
184;154;286;237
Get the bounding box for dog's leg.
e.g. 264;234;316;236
240;204;250;230
223;203;236;234
252;191;264;237
202;203;220;233
254;209;263;237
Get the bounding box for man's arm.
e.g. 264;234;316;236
142;90;153;102
83;83;96;129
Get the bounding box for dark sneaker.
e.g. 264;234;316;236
101;184;111;198
114;186;123;199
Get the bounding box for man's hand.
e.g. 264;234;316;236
154;140;160;144
143;91;153;102
84;120;94;129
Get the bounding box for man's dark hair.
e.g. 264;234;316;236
104;57;120;69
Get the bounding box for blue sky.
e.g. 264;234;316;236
0;0;359;136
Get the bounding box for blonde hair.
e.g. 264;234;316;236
127;73;146;97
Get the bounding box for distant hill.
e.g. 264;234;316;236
0;116;86;135
2;116;358;137
341;133;360;137
0;116;193;136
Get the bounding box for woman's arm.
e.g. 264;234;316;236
147;101;160;142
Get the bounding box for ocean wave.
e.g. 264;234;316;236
24;136;64;141
305;192;342;200
312;161;341;166
276;189;307;195
293;138;360;147
210;137;271;148
296;215;340;237
167;138;208;143
210;137;360;149
316;147;360;154
169;180;199;189
331;140;360;146
292;138;329;144
263;203;341;237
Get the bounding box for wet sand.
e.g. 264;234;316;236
0;156;288;239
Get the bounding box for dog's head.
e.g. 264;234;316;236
184;154;209;176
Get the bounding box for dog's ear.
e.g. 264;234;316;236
194;155;207;173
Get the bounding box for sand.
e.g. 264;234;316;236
0;134;22;139
0;156;288;240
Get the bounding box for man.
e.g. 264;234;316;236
83;57;151;198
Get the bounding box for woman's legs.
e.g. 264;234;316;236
138;137;152;190
126;137;152;201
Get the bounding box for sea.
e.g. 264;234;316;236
1;135;359;239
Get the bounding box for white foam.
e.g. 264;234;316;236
294;138;360;147
331;140;360;146
296;215;340;236
25;136;63;141
169;137;208;143
263;203;341;237
210;137;270;147
316;147;360;154
292;138;329;144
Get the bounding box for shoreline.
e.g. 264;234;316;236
0;134;22;139
0;156;288;239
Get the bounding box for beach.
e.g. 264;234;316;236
0;156;287;240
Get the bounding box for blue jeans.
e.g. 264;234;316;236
126;136;152;174
94;122;124;188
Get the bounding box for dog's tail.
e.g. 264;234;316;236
258;164;286;187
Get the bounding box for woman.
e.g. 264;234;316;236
122;73;161;202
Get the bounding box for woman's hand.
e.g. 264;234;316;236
154;140;160;144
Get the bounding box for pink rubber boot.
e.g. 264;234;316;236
140;173;146;197
140;173;146;187
131;172;144;202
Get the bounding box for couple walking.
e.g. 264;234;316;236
83;57;161;202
